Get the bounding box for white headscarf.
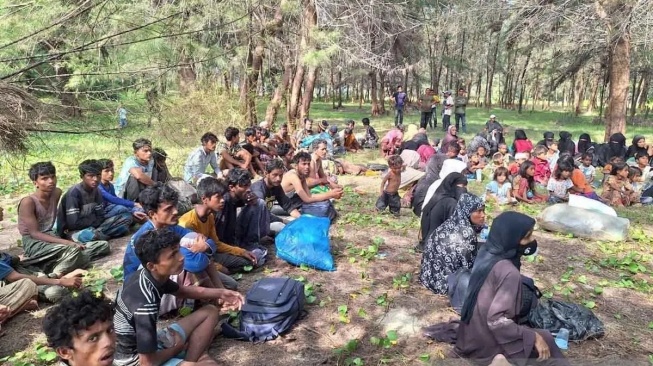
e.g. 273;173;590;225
421;159;468;213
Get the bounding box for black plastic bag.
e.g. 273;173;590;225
527;299;605;341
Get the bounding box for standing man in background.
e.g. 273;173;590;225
454;88;468;134
117;104;127;129
391;85;408;127
430;89;440;130
418;88;434;130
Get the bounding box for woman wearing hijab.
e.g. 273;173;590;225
455;212;569;366
577;133;593;155
536;131;554;148
606;132;627;161
625;135;651;159
419;193;485;295
412;141;462;216
512;130;533;154
420;173;468;243
440;125;458;153
557;131;575;156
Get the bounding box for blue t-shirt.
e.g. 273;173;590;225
393;92;407;107
485;180;512;200
119;108;127;119
122;221;216;282
113;156;154;198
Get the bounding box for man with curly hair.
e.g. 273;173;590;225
43;290;116;366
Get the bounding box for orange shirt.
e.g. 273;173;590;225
571;168;593;194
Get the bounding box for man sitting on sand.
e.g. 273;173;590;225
18;162;106;278
282;152;343;223
184;132;222;185
57;160;132;244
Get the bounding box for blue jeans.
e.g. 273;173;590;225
72;212;132;242
119;118;127;128
394;106;404;126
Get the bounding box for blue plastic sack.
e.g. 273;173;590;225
275;215;335;271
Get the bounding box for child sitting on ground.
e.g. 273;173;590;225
558;154;602;202
466;153;485;181
629;166;644;193
513;160;547;204
509;152;529;176
179;177;258;275
531;145;551;188
497;143;510;165
376;155;403;216
546;141;560;171
547;161;574;203
484;167;516;205
97;159;147;224
601;161;640;207
476;146;489;163
580;153;596;185
458;146;469;164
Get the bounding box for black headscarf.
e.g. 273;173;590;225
460;212;536;324
430;173;468;204
607;132;627;160
536;131;554;148
514;129;527;141
626;135;647;159
558;131;575;156
420;173;468;241
577;133;592;154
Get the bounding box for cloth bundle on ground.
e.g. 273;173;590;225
527;299;605;341
275;215;335;271
221;277;305;342
167;178;198;216
537;203;629;241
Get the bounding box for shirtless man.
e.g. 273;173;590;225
307;139;341;191
281;152;342;223
218;127;255;177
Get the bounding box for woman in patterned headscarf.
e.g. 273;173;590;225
419;193;486;294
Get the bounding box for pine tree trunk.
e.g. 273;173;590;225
637;69;650;110
574;70;585;116
370;69;380;116
631;71;643;117
300;65;318;121
379;70;386;114
337;70;343;108
265;59;293;128
605;32;630;140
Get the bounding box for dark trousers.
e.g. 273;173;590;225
376;191;401;215
442;114;451;131
455;113;466;133
394;106;404;126
420;111;433;129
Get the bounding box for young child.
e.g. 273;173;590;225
485;167;515;205
458;146;469;164
512;160;547;203
376;155;403;216
179;177;258;275
467;153;485;181
98;159;147;223
601;161;639;207
602;156;625;188
43;290;115;366
531;145;551;187
629;166;644;193
547;162;574;203
557;155;602;202
362;117;379;148
509;152;529;176
498;143;510;165
112;229;244;366
476;146;489;163
580;153;596;185
546;141;560;171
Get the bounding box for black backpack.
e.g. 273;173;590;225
221;277;305;342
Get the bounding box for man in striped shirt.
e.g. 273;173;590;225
113;229;243;366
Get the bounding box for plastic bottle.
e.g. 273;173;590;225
554;328;569;350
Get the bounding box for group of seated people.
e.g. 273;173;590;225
0;120;361;365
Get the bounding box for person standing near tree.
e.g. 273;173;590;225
391;85;408;127
454;88;468;134
442;91;454;132
116;104;127;129
430;89;440;129
418;88;434;130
